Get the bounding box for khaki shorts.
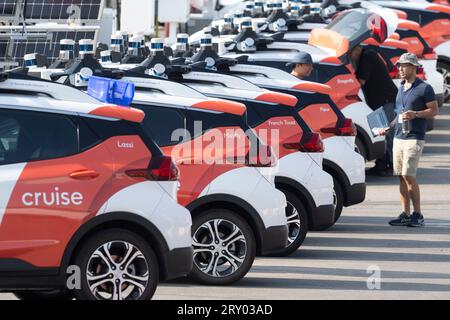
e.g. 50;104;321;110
393;138;425;177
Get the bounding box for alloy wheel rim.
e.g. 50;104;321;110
192;219;247;278
286;201;301;246
86;241;150;300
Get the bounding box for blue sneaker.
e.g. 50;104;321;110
389;212;411;226
408;212;425;228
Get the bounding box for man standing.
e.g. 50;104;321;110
349;45;398;176
287;52;314;79
381;53;439;227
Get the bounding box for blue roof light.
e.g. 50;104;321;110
87;76;135;107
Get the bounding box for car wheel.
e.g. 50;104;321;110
332;177;344;223
437;61;450;102
271;190;308;257
73;229;158;300
13;289;74;300
189;209;256;285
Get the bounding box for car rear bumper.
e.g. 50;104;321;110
367;140;387;161
162;247;193;281
309;204;336;231
259;225;288;256
344;182;366;207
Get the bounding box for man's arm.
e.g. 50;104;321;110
403;85;439;121
403;101;439;120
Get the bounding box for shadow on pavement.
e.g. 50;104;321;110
320;216;450;235
234;277;450;292
289;248;450;263
248;265;450;280
303;236;450;249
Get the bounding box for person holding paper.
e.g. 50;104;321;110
379;53;439;228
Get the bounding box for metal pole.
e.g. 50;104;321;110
154;0;159;37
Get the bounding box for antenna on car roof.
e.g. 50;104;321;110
188;34;237;72
23;53;48;68
130;38;171;76
301;0;328;23
121;35;147;64
173;34;195;59
234;17;258;52
253;1;265;18
49;39;75;69
266;0;289;32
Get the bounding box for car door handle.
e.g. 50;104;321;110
69;170;100;180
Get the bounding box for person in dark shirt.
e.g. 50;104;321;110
353;46;398;111
379;53;439;228
286;52;314;80
349;45;398;176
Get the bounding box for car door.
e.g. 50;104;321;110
0;108;114;269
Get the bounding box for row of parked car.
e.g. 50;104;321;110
0;0;448;300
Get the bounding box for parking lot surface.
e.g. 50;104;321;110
2;105;449;301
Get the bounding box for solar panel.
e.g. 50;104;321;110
25;0;103;21
0;0;18;16
0;30;98;66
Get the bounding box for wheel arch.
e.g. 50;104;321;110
60;212;172;281
322;159;351;206
274;176;315;229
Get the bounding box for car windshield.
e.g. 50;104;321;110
327;10;371;43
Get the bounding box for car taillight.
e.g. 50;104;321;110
286;132;324;153
417;67;427;80
321;118;356;136
246;145;277;167
423;47;437;60
371;16;388;43
389;65;399;79
126;156;179;181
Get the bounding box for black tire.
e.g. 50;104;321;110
72;229;159;300
188;209;256;286
332;177;344;223
271;190;308;257
437;61;450;103
355;136;368;161
13;289;74;300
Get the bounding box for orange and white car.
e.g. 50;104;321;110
0;72;193;300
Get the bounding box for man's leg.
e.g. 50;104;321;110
404;176;421;213
399;176;411;214
389;176;412;226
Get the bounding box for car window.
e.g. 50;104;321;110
136;105;186;147
0;109;78;165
